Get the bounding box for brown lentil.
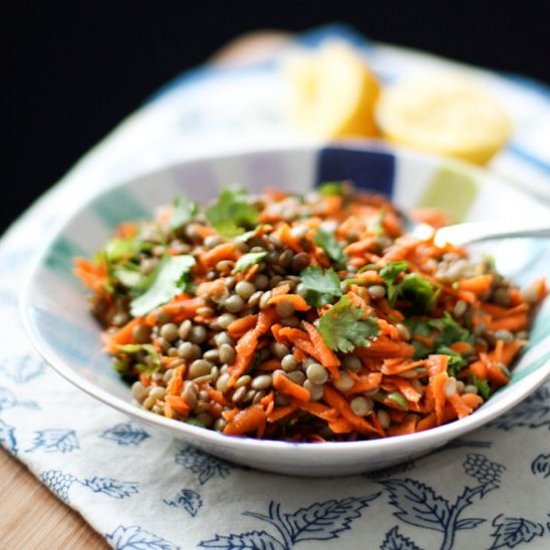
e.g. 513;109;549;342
178;342;201;361
306;362;329;385
197;306;215;317
232;386;247;403
251;374;272;390
188;359;213;379
291;253;310;272
275;300;295;318
196;412;213;428
219;343;236;365
132;324;152;344
377;409;391;429
247;290;263;308
368;285;386;299
215;260;235;273
235;374;252;388
333;371;354;392
303;380;324;401
203;349;220;363
131;381;148;403
342;355;362;372
213;418;226;432
271;342;290;359
444;377;457;397
259;290;272;309
215;372;231;393
177;320;192;340
235;281;256;300
453;299;468;318
189;325;208;344
350;396;373;417
217;313;237;329
281;354;298;372
396;323;411;341
253;273;269;290
223;295;245;313
287;370;306;385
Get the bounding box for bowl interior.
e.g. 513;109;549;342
21;144;550;470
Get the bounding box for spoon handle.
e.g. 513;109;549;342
434;221;550;246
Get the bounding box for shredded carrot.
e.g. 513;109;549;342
106;318;143;353
74;257;109;294
223;405;267;436
273;371;311;401
302;321;341;369
457;274;493;296
450;341;473;355
201;243;240;269
165;395;191;415
227;314;259;338
430;371;449;425
166;365;185;396
387;415;418;436
267;405;298;423
268;293;311;311
488;313;529;332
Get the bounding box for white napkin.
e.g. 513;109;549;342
2;25;550;549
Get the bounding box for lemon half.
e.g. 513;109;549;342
284;41;381;138
375;73;510;164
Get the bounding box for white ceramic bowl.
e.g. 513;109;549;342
21;144;550;476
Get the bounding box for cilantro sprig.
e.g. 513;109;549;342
379;261;438;312
314;228;346;267
205;187;259;237
406;312;475;375
300;266;342;307
317;295;380;353
232;252;267;274
130;255;195;317
169;196;199;230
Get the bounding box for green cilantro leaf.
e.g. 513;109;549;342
318;181;345;196
314;228;346;267
300;266;342;307
470;375;492;401
436;345;467;377
205;187;259;237
130;255;195;317
318;294;380;353
387;391;409;410
104;237;139;262
380;261;409;282
428;312;474;347
406;313;473;373
169;196;198;230
380;261;409;303
113;265;144;289
232;251;267;274
393;273;439;312
116;343;162;375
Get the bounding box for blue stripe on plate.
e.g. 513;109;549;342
315;147;395;196
506;143;550;175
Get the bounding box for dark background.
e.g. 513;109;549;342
10;2;550;234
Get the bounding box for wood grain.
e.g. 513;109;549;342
0;449;107;549
0;31;291;549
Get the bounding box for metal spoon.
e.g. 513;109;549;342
410;220;550;247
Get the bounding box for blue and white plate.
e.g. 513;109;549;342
21;144;550;476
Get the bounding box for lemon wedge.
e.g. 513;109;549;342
283;40;381;138
375;73;510;164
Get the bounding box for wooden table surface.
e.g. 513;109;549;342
0;31;290;549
